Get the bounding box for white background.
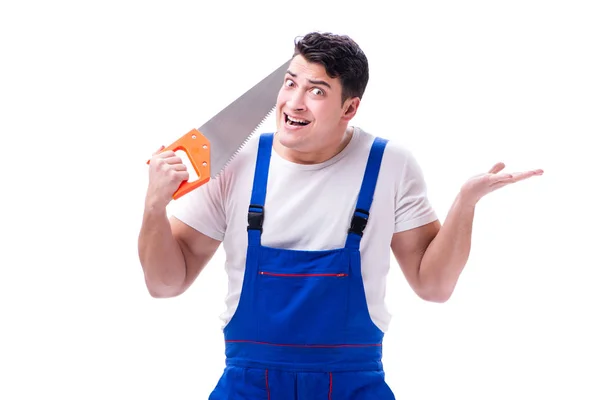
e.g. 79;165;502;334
1;0;599;399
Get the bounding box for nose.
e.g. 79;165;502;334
287;90;306;112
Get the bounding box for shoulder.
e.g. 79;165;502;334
209;132;269;191
219;132;263;175
353;127;421;177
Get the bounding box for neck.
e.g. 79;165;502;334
274;127;354;165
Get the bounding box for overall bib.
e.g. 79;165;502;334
209;133;394;399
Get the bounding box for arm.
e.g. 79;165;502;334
139;147;226;298
138;204;221;298
392;161;543;302
391;193;474;303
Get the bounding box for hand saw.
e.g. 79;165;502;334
147;59;289;200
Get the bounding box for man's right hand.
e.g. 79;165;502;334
139;146;220;298
145;146;190;209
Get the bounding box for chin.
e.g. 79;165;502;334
276;129;300;148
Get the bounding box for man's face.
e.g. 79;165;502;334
275;55;359;155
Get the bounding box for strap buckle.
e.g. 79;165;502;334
348;208;369;236
247;204;264;232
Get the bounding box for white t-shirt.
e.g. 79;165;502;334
169;126;438;332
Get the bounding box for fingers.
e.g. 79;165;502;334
148;148;188;175
170;162;187;171
155;156;187;172
156;163;188;180
488;162;505;174
173;170;190;181
151;149;183;165
153;149;176;160
510;169;544;181
489;172;514;184
490;169;544;186
164;155;185;165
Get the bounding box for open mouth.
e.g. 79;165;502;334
284;113;311;127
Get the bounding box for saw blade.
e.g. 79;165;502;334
198;59;290;178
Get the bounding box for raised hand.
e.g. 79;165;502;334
459;162;544;206
146;146;190;209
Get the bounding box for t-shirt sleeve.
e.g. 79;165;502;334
167;175;227;242
394;149;438;232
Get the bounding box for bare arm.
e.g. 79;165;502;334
392;162;543;302
139;147;222;298
138;204;221;298
391;193;474;303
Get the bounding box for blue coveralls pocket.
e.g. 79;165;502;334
325;370;396;399
255;247;351;345
208;365;269;400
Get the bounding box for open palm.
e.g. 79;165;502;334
461;162;544;205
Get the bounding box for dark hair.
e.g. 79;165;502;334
293;32;369;104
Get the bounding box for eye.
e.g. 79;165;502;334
310;88;324;96
284;79;294;87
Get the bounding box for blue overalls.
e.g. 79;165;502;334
209;133;395;399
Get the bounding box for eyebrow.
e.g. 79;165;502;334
286;70;331;89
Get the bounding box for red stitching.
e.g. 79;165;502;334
265;369;270;400
259;271;347;277
329;372;333;400
226;340;381;348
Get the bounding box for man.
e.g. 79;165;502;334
138;32;543;399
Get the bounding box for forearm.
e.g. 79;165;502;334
138;203;187;296
419;192;476;301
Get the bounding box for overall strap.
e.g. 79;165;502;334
247;133;274;246
345;137;389;250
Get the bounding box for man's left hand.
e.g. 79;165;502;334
459;162;544;207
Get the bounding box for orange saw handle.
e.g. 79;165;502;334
147;128;211;200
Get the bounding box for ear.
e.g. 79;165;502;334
341;97;360;121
